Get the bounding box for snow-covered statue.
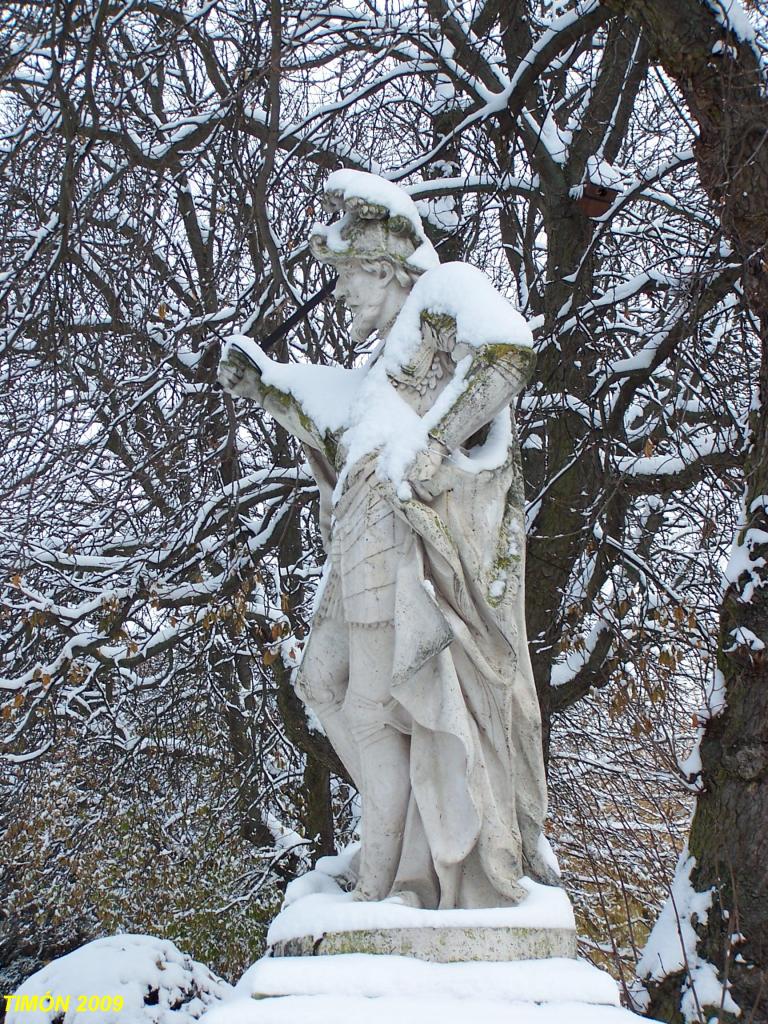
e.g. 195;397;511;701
218;170;556;910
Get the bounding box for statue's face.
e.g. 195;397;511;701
334;261;400;343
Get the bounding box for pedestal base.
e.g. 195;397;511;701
271;923;576;962
199;954;658;1024
195;863;657;1022
267;872;577;962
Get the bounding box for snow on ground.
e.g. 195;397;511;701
7;935;232;1024
200;992;647;1024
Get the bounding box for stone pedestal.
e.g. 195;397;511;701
196;862;659;1022
266;871;578;963
200;953;659;1024
271;923;576;962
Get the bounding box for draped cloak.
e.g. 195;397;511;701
258;325;551;910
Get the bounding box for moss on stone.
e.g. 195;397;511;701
420;311;456;332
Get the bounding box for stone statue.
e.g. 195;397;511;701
218;170;557;910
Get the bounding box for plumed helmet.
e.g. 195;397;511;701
309;170;439;275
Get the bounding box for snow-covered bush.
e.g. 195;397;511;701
6;936;231;1024
1;750;285;988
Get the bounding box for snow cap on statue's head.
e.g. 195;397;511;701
309;169;440;276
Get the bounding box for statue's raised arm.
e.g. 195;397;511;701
217;338;339;460
218;169;558;912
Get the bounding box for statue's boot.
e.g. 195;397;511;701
385;889;423;908
344;697;411;902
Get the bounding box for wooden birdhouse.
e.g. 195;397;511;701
576;181;619;218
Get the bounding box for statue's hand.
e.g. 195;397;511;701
408;445;444;484
406;441;451;500
218;346;262;398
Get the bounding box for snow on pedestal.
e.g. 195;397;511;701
260;846;574;962
199;953;659;1024
192;854;661;1024
4;891;659;1024
267;876;576;962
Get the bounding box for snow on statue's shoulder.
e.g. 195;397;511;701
383;262;534;372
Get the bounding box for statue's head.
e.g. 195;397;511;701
310;171;439;343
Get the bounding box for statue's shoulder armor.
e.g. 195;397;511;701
388;314;466;398
419;312;457;356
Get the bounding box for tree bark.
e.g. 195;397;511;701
603;0;768;1018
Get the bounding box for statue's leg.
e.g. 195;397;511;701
344;622;410;902
294;615;361;788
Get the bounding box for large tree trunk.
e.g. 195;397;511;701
604;0;768;1019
